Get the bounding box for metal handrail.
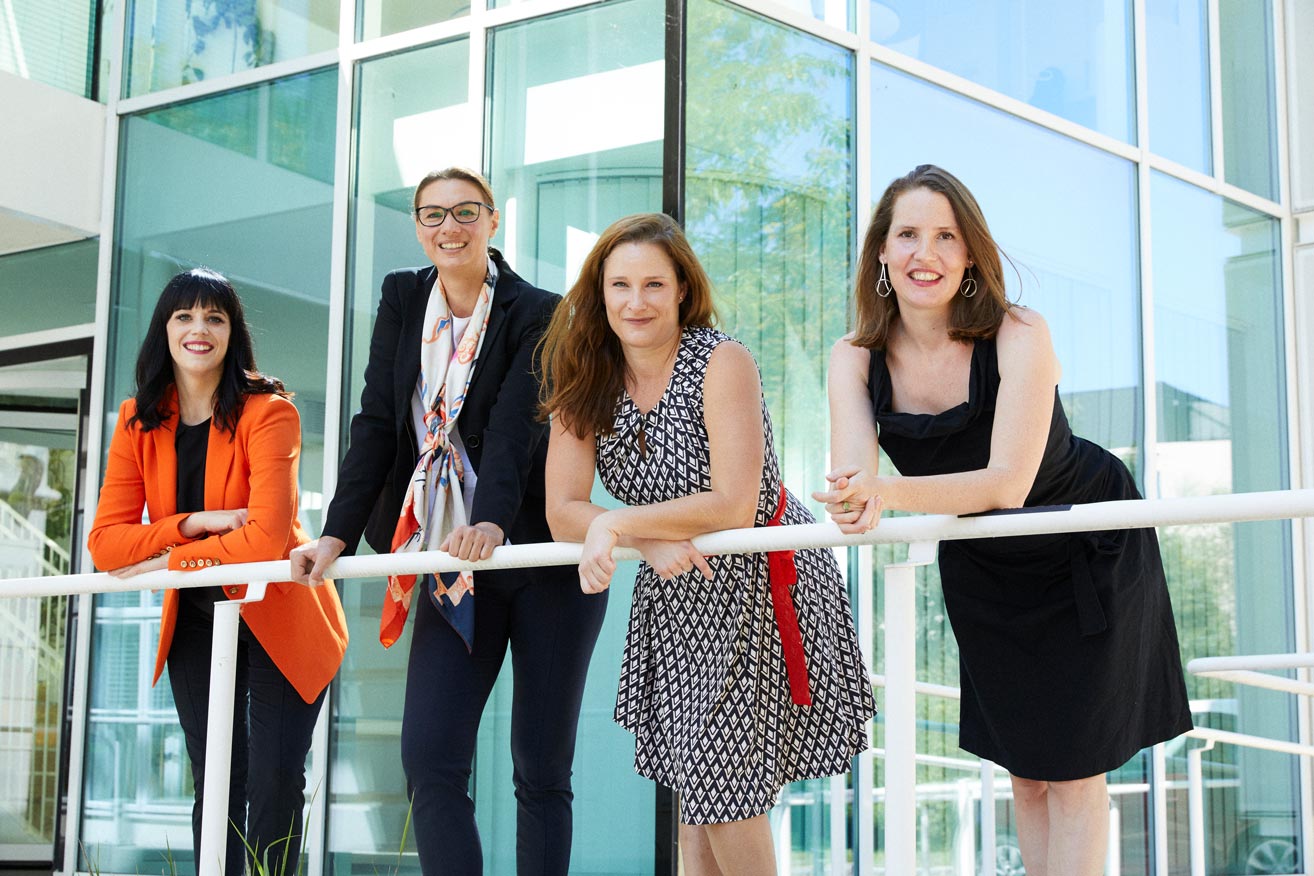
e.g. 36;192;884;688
4;487;1314;876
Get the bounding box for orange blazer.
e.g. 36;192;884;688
88;391;348;703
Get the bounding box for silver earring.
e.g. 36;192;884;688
876;262;893;298
960;266;978;299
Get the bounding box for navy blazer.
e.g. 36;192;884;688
322;250;558;560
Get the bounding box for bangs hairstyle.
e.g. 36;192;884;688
538;212;717;438
129;267;288;435
412;166;496;212
853;164;1015;349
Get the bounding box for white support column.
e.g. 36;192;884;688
1187;740;1216;876
882;541;937;876
197;583;268;876
978;760;996;876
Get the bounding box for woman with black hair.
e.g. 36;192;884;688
89;267;348;875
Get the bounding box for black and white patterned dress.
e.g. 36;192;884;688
598;327;876;824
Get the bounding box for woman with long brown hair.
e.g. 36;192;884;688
817;165;1192;875
540;212;874;875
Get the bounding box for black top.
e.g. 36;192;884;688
867;336;1192;780
175;418;221;611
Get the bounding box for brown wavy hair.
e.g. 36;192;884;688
853;164;1013;349
538;213;718;438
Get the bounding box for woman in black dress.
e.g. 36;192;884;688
817;165;1192;875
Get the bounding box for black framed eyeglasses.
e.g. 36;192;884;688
414;201;494;227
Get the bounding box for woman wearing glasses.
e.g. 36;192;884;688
291;167;605;875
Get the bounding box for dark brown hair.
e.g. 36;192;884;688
853;164;1013;348
130;268;288;435
538;213;717;438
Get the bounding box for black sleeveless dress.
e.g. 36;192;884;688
870;338;1192;780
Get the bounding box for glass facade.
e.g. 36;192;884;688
0;239;99;336
0;0;96;97
83;69;337;873
0;0;1305;873
125;0;338;96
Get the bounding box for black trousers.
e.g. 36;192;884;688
401;570;607;875
167;596;326;875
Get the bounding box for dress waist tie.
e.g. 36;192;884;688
766;482;811;706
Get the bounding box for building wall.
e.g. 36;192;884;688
0;0;1310;873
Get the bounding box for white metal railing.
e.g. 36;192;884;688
0;496;72;577
4;487;1314;876
1185;653;1314;876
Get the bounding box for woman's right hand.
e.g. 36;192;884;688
634;538;714;582
179;509;248;538
290;536;347;587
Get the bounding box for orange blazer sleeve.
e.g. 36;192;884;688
169;394;302;570
87;399;193;571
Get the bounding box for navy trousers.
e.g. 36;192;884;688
401;569;607;875
167;596;325;875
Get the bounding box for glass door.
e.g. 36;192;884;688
0;347;89;865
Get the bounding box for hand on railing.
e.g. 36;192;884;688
812;466;883;533
289;536;346;588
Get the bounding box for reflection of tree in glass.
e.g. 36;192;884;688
684;0;853;504
1160;523;1236;700
182;0;276;84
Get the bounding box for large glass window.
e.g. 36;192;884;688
1219;0;1278;200
870;0;1134;142
0;0;96;97
870;65;1146;871
685;2;855;866
358;0;468;41
1147;0;1211;173
83;68;337;874
125;0;338;96
1150;171;1297;873
0;239;99;336
486;2;664;872
687;0;854;534
327;36;472;876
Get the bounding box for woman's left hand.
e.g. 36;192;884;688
813;466;884;533
108;554;169;578
634;538;713;581
440;522;505;561
579;516;619;594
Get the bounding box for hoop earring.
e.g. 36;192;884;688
960;267;978;299
876;263;893;298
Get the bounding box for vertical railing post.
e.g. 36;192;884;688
198;582;267;876
1187;740;1215;876
882;542;938;875
979;760;996;876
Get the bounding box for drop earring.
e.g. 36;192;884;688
876;262;893;298
960;266;978;298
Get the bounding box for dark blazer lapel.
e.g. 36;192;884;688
396;267;434;422
466;270;522;399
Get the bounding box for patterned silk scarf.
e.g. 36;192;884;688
381;258;498;650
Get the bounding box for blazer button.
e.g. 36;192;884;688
204;559;213;567
467;434;481;448
227;587;240;596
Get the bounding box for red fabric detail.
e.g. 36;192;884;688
380;502;420;648
767;483;811;706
